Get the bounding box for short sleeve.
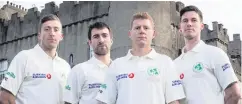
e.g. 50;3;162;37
0;51;28;96
213;48;238;90
96;62;117;104
164;58;186;103
63;65;85;104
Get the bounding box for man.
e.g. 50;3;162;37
64;22;113;104
96;12;185;104
0;14;71;104
174;5;241;104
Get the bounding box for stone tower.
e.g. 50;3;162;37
0;1;27;20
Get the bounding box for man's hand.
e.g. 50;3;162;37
0;88;15;104
224;82;241;104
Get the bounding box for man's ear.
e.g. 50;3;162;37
128;30;132;39
60;34;64;41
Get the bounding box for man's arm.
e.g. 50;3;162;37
96;62;118;104
212;48;240;104
164;57;186;104
168;101;180;104
0;51;27;104
224;82;241;104
63;64;85;104
0;88;15;104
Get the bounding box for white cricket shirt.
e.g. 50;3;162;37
1;44;71;104
174;40;238;104
96;49;185;104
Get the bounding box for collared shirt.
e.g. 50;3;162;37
1;44;71;104
96;49;185;104
174;40;238;104
63;56;110;104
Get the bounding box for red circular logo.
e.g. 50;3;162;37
46;74;51;79
180;73;184;79
128;73;134;78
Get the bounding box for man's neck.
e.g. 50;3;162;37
184;38;200;53
39;44;56;59
131;45;152;57
94;53;111;66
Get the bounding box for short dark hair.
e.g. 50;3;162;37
180;5;203;21
38;14;61;32
88;22;111;40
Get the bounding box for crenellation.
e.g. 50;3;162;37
40;1;59;18
223;28;227;35
204;24;209;30
218;23;223;31
212;21;218;31
233;34;241;41
27;7;38;14
175;1;185;12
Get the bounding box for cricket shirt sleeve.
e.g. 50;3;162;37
164;57;186;103
96;62;118;104
0;51;28;96
63;64;85;104
212;48;238;90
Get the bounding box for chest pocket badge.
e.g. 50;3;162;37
147;67;160;82
193;62;204;73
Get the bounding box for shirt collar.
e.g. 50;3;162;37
126;48;157;60
34;44;60;60
182;40;205;54
89;56;110;68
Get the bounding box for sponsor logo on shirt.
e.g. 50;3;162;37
46;74;51;79
147;68;159;76
222;63;230;71
65;85;71;90
99;89;103;93
116;73;135;81
88;83;101;89
32;73;52;79
180;73;184;79
172;80;182;86
100;84;107;89
6;72;16;79
193;62;203;73
128;73;134;78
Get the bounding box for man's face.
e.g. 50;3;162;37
89;28;112;56
38;20;63;50
180;11;204;40
129;19;155;48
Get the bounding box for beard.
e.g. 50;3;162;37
94;44;109;56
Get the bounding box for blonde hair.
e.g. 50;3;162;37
131;12;155;28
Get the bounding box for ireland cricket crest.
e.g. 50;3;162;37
193;62;203;73
147;67;159;76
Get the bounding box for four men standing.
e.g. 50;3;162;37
0;5;240;104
